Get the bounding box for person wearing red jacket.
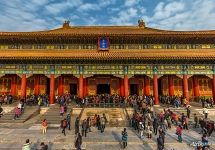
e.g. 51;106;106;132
176;125;183;142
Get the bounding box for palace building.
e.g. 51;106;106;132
0;20;215;104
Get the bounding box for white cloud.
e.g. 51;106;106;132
78;3;100;12
85;17;97;25
125;0;141;7
110;8;138;25
0;0;215;31
45;0;83;15
148;0;215;30
153;1;185;20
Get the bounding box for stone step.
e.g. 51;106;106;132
0;106;39;123
36;107;72;124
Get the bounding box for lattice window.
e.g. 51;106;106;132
128;44;139;49
8;44;20;49
34;45;46;49
54;45;66;49
201;45;211;49
68;45;80;49
22;45;32;49
176;45;187;49
153;45;162;49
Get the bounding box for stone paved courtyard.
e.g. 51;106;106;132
0;124;214;150
0;105;215;150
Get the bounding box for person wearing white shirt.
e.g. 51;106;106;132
203;107;208;119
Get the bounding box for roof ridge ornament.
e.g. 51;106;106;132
63;20;70;28
138;19;145;28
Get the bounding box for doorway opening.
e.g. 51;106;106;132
158;79;162;96
46;78;50;95
97;84;110;94
130;84;138;95
70;84;77;95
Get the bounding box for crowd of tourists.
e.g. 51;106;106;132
25;94;49;106
200;97;214;108
76;94;155;109
159;95;188;107
0;94;14;105
16;92;213;150
22;139;48;150
129;100;214;150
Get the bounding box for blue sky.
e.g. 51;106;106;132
0;0;215;31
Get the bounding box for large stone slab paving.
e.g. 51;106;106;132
0;126;214;150
81;108;129;127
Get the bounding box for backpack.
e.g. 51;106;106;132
63;120;67;127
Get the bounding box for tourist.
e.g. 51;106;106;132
209;98;214;107
158;127;165;146
100;117;106;133
66;113;71;130
176;125;183;142
22;139;31;150
59;105;64;117
166;115;172;129
0;95;3;105
122;128;128;149
81;119;87;137
202;134;209;149
42;119;48;134
0;106;3;117
153;117;159;135
183;116;189;130
86;117;92;132
14;106;21;120
75;117;80;135
157;135;164;150
75;133;82;150
96;115;101;130
194;113;199;128
61;118;67;136
40;142;48;150
147;122;152;139
203;107;208;119
183;97;188;107
103;113;108;124
207;120;214;137
186;105;191;118
137;121;143;138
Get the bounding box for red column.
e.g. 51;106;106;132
168;75;174;96
11;75;17;96
193;76;200;97
58;76;64;96
49;74;55;104
124;75;129;97
183;75;189;101
85;78;88;96
21;74;27;99
120;78;125;96
153;75;159;105
212;75;215;102
34;75;40;96
79;74;84;98
83;78;87;97
144;76;150;96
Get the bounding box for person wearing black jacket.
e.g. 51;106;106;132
186;106;191;118
157;135;164;150
153;118;159;135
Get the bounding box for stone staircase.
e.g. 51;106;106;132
0;106;39;123
36;105;72;127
